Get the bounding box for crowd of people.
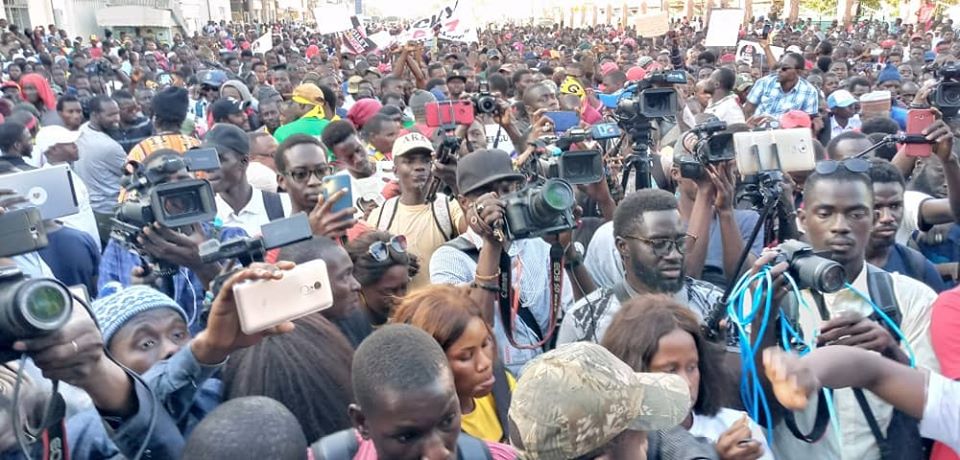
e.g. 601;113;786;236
3;10;960;460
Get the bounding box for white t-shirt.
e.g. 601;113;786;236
705;95;747;125
897;190;933;246
920;371;960;453
690;408;775;460
214;188;292;238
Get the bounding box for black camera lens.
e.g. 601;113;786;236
940;82;960;106
530;179;574;224
792;253;846;293
0;278;72;338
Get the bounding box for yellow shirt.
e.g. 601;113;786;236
461;373;516;442
366;198;464;290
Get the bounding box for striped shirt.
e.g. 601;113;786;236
746;74;820;117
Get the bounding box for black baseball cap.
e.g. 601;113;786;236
201;123;250;156
210;98;250;122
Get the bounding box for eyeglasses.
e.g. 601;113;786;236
814;158;870;175
779;66;798;72
284;165;332;184
621;234;695;256
368;235;407;262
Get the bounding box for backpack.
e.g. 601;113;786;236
374;193;456;241
262;190;285;221
784;265;923;460
310;429;493;460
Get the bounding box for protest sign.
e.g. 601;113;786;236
735;40;784;66
339;16;377;54
397;0;479;43
635;12;669;37
704;8;743;47
250;32;273;53
314;6;353;35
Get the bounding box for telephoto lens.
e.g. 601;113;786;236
775;240;847;294
0;267;73;350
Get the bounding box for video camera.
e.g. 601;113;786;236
472;80;498;115
930;62;960;118
676;120;736;179
111;148;221;254
614;70;687;123
502;178;576;241
0;208;72;363
542;123;622;185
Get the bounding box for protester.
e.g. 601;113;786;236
602;294;772;460
345;230;417;326
390;284;513;442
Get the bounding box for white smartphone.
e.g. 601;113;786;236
734;128;816;176
232;259;334;334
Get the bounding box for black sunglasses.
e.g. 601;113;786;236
368;235;407;262
814;158;870;175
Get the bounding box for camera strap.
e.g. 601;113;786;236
498;243;564;351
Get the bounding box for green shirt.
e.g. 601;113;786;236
273;116;330;143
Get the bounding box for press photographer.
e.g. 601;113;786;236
430;149;595;376
746;158;941;460
98;148;247;333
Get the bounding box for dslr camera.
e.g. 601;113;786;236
677;120;736;179
112;148;220;248
541;123;622;185
773;240;846;294
0;208;73;363
930;62;960;118
501;178;576;241
472;80;498;115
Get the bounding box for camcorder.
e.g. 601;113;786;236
614;70;687;123
930;62;960;118
773;240;846;294
543;123;623;185
112;148;221;249
0;209;72;363
677;120;736;180
501;178;576;241
472;80;498;115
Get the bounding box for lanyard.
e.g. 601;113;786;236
497;243;564;350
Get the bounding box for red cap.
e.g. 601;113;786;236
600;62;619;76
780;110;811;129
720;53;736;63
881;39;896;49
626;66;646;81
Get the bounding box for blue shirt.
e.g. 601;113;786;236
746;74;820;117
97;225;247;333
884;243;947;293
38;226;100;298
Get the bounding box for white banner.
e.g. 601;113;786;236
250;32;273;53
397;0;479;43
736;40;784;66
704;8;743;47
314;6;354;35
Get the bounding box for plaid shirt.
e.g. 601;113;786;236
746;74;819;117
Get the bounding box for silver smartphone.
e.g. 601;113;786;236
0;164;79;220
232;259;334;334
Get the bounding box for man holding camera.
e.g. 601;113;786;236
756;156;943;460
558;189;723;345
430;149;581;376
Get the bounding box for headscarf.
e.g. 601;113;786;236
221;79;257;110
346;99;382;130
19;74;56;110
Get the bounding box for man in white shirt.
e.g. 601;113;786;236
34;125;101;249
826;89;862;139
204;124;290;237
706;67;746;125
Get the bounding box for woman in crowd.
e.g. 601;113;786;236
221;313;356;443
602;294;773;460
390;284;513;443
346;231;417;326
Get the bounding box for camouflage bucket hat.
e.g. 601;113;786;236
509;342;691;460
